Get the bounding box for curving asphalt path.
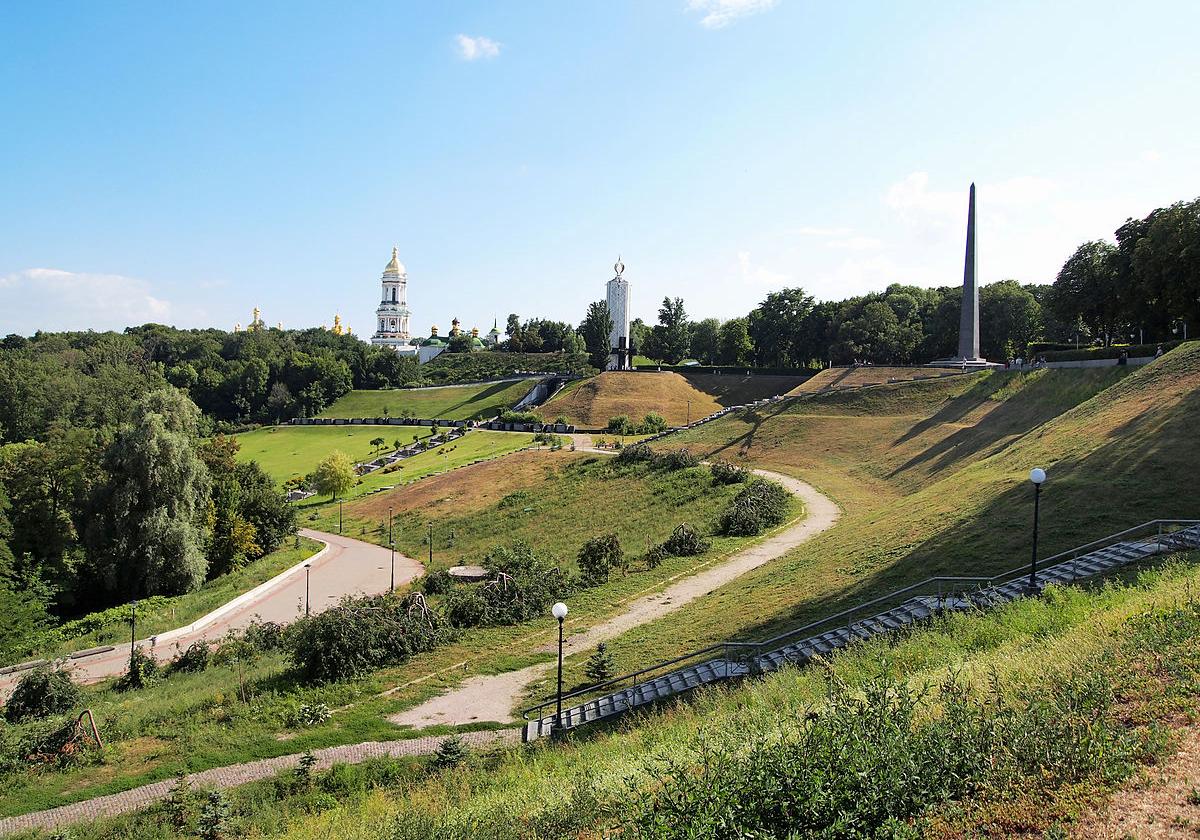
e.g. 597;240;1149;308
1;529;422;691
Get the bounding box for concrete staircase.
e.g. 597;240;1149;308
522;521;1200;742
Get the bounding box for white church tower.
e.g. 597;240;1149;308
371;247;414;353
606;256;632;370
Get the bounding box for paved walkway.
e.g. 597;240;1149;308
0;530;422;693
0;730;518;836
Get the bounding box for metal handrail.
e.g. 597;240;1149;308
519;518;1200;723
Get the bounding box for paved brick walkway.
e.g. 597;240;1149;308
0;729;519;836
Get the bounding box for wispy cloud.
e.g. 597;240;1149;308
455;34;501;61
687;0;778;29
0;268;172;334
737;250;790;288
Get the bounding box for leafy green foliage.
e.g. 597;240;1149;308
718;479;791;536
615;442;654;464
661;523;711;556
115;647;161;691
444;542;570;629
654;448;699;471
625;670;1138;839
4;667;82;722
168;641;210;674
576;533;624;586
710;460;750;485
580;301;615;371
284;593;450;682
497;410;541;424
421;351;589;384
310;451;356;499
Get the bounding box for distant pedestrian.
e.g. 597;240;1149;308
1156;344;1164;358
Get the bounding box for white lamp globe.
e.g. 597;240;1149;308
1029;467;1047;485
551;602;568;620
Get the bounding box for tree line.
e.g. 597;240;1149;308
567;196;1198;367
0;387;294;660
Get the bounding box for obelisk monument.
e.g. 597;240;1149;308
957;183;982;362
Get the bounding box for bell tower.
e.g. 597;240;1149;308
371;247;413;350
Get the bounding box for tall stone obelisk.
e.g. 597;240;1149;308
957;183;981;361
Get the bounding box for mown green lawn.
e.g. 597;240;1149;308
234;425;435;485
317;380;535;421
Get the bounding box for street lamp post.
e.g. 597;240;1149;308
304;563;311;616
339;499;344;534
1029;468;1047;592
388;506;393;544
129;599;138;670
551;601;569;734
686;400;691;427
427;522;433;566
390;540;396;593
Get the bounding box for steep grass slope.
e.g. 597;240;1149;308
635;343;1200;652
789;365;969;394
539;371;805;428
317;379;533;420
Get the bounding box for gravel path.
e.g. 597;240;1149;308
0;730;518;836
389;468;839;728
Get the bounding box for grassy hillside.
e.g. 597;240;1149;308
317;379;534;421
789;365;969;394
539;371;804;428
334;451;762;574
595;345;1199;670
51;557;1200;839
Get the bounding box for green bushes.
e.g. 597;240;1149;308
710;460;750;485
4;667;81;723
607;412;669;435
443;542;571;629
284;593;450;682
718;479;791;536
115;647;161;691
662;523;710;556
577;534;625;586
655;448;699;470
168;641;211;674
616;442;654;464
626;670;1139;839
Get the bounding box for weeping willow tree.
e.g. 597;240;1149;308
87;388;212;597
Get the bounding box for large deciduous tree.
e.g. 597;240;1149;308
87;388;212;598
717;318;753;366
689;318;721;365
1048;241;1124;346
652;297;691;364
748;288;815;367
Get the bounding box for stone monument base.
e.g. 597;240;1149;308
924;358;1003;370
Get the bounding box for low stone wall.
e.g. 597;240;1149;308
289;416;575;434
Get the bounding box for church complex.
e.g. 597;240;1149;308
369;247;500;363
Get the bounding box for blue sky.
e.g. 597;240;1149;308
2;0;1198;337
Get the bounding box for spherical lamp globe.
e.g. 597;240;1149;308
551;602;569;620
1029;467;1047;485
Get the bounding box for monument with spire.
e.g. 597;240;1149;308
606;256;633;370
928;183;999;369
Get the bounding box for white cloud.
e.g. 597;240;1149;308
687;0;778;29
737;250;790;288
455;34;501;61
0;268;173;334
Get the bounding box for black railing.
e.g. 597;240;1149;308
520;519;1200;726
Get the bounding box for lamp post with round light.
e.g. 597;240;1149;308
551;601;569;734
304;563;312;616
1029;468;1047;591
389;540;396;593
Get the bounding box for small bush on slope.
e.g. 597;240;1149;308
718;479;791;536
4;667;81;723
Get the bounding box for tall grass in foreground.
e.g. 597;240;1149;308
32;557;1200;840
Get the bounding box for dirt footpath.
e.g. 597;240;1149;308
388;468;839;729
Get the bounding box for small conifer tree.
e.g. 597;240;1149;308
585;643;616;685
